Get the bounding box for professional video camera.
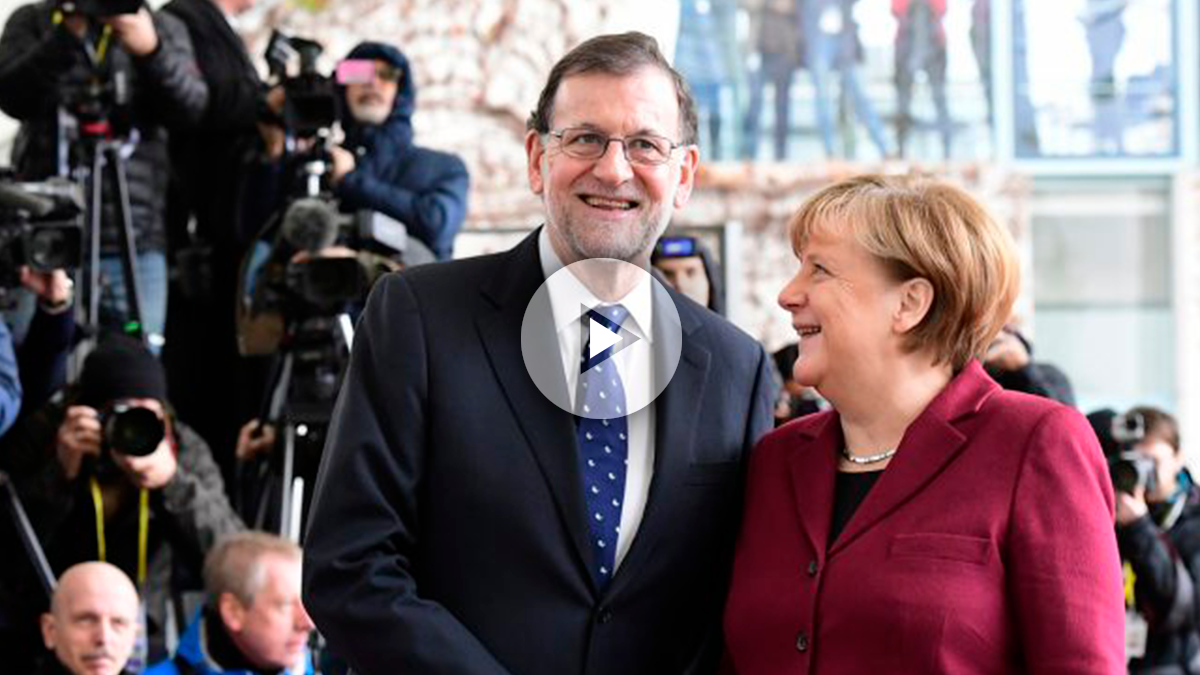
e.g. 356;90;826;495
265;31;342;138
1108;410;1156;495
252;198;408;316
0;175;84;296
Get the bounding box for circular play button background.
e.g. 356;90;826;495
520;258;682;419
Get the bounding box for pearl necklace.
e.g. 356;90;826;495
841;446;897;465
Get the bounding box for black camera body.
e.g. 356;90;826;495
101;403;165;458
0;178;84;292
91;403;166;480
1110;450;1157;496
58;0;142;18
58;63;133;139
265;31;342;138
1107;410;1155;495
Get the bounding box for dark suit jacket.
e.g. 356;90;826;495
724;361;1126;675
303;230;776;675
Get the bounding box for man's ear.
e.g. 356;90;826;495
525;130;546;196
40;613;56;650
893;277;934;335
672;144;700;210
218;592;247;633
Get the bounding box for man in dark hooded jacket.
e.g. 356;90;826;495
328;41;469;261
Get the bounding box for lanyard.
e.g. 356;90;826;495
1124;560;1137;608
50;10;114;66
89;477;150;586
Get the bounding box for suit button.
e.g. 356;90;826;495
806;560;818;577
598;607;613;624
795;631;809;652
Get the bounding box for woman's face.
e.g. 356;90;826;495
777;224;908;398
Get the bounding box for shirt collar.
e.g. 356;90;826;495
538;226;654;343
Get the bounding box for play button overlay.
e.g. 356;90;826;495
583;304;640;368
521;258;682;420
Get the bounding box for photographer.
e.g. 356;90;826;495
0;335;243;665
1114;407;1200;674
0;0;208;346
327;41;469;262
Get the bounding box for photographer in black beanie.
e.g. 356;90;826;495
0;335;243;668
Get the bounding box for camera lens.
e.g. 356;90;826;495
105;406;165;457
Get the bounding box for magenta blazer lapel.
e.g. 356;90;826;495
786;361;1003;557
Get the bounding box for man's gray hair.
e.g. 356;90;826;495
204;531;301;607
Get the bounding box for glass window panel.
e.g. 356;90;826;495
1030;181;1175;414
1013;0;1178;159
674;0;993;162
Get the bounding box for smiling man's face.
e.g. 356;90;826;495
525;66;698;266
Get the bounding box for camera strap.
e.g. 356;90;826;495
88;477;150;585
50;10;114;67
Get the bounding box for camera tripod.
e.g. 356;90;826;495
243;312;354;543
76;135;147;345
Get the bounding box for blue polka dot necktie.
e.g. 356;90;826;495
577;304;629;590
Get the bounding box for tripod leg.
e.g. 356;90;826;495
0;471;57;601
280;422;295;538
107;144;146;344
87;149;104;331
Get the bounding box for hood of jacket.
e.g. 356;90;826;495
339;41;415;154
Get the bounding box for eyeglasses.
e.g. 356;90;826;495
375;63;403;83
548;127;683;166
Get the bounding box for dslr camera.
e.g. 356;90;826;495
92;403;166;479
1108;411;1156;495
0;175;84;296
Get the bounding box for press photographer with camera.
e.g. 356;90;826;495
0;335;243;667
1112;407;1200;674
0;0;208;347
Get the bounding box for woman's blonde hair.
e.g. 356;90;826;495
788;174;1019;371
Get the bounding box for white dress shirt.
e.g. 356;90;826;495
538;227;655;570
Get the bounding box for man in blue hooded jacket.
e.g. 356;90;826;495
328;41;469;261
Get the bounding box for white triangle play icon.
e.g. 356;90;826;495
590;317;623;359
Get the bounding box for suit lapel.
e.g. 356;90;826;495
610;291;711;592
475;231;595;583
787;413;840;558
828;362;999;556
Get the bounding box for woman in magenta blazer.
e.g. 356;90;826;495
724;175;1125;674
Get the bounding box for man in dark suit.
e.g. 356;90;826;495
302;31;776;675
